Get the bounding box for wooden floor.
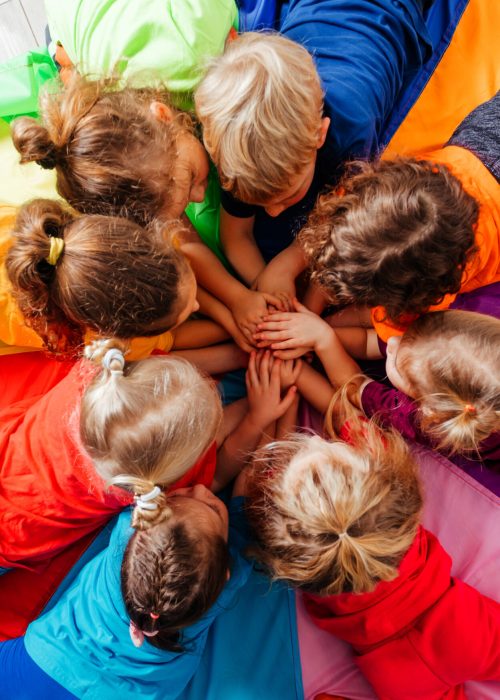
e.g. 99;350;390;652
0;0;48;62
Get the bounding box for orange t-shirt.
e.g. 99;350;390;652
372;146;500;342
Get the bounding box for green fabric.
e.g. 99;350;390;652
0;49;59;123
185;164;228;268
45;0;238;110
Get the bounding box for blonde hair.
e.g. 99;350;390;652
11;75;193;224
80;339;222;511
195;32;324;203
245;422;422;595
398;310;500;454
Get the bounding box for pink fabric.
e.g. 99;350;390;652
297;404;500;700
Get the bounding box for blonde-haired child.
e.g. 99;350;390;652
11;75;283;345
243;423;500;699
256;306;500;465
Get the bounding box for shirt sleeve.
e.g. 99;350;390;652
360;380;421;443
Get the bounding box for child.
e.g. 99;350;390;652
243;425;500;699
0;486;251;699
0;341;222;573
277;92;500;341
195;13;430;283
256;304;500;467
11;76;281;343
3;198;247;364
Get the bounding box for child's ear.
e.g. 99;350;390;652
150;101;175;123
387;335;402;355
317;117;331;149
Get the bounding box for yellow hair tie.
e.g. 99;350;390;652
46;237;65;266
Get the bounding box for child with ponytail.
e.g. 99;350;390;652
10;75;284;345
243;421;500;699
256;307;500;470
2;197;249;361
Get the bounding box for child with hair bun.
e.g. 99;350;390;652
256;306;500;469
10;75;283;345
243;422;500;699
3;197;249;362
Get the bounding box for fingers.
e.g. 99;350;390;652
278;385;298;414
292;297;309;313
261;292;285;310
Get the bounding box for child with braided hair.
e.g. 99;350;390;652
242;419;500;699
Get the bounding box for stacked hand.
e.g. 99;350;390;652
245;350;299;430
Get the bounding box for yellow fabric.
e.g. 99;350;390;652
383;0;500;158
83;329;175;361
372;146;500;342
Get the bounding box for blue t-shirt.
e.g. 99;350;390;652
25;504;252;700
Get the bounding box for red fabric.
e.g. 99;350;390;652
0;357;217;571
0;352;74;410
304;527;500;699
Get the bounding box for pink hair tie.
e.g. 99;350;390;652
464;403;476;415
150;612;159;620
129;620;159;648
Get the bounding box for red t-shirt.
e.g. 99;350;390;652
0;358;216;572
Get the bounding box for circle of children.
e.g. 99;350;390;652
1;2;499;699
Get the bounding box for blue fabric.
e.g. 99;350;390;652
237;0;282;30
25;507;252;700
0;566;11;575
0;637;76;699
381;0;469;145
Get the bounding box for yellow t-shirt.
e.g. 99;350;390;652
0;204;174;359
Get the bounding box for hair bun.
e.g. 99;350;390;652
10;116;58;169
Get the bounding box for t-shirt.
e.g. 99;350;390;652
25;502;252;700
222;0;431;260
0;360;217;571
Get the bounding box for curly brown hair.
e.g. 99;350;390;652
298;159;479;322
11;75;194;225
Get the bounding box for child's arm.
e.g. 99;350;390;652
220;208;265;286
171;342;247;376
253;239;307;302
213;351;297;491
195;287;253;352
179;224;283;342
333;327;382;360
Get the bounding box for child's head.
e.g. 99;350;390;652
195;32;329;215
11;76;209;224
299;159;479;321
386;310;500;454
81;341;222;493
245;424;422;595
122;484;229;651
7;199;197;352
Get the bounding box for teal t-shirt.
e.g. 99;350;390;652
25;505;251;700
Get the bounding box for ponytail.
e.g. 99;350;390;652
399;310;500;454
11;117;59;170
7;200;190;353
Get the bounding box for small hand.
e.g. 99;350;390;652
245;350;297;429
279;358;303;391
254;298;334;352
253;268;296;304
231;289;284;344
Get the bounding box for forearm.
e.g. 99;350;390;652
315;327;362;388
263;240;307;281
171;342;247;375
172;319;230;349
275;394;299;439
220;208;263;286
296;363;335;414
214;414;273;490
334;327;382;360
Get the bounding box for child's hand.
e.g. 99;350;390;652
253;267;296;306
230;289;285;343
245;350;297;430
279;358;303;391
254;298;334;353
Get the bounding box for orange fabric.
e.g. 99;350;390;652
383;0;500;157
372;146;500;342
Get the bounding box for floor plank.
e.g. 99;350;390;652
20;0;47;46
0;0;37;61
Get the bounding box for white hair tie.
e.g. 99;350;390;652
135;486;162;512
337;532;348;540
103;348;125;375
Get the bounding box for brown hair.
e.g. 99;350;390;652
299;159;479;321
245;421;422;595
122;496;229;652
195;32;324;203
398;310;500;454
6;199;191;353
11;75;193;224
80;339;222;493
